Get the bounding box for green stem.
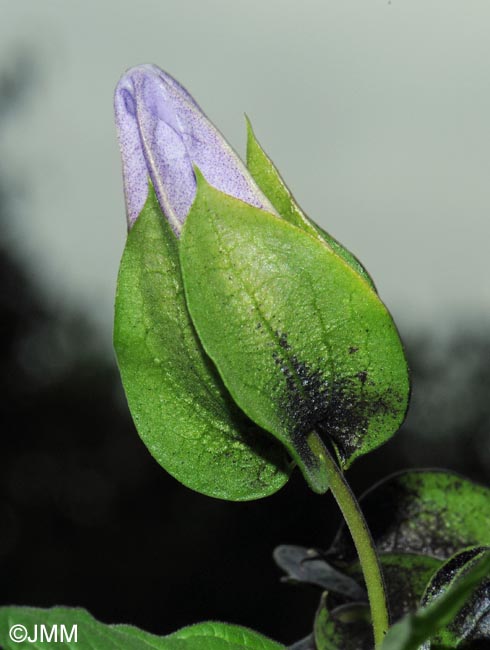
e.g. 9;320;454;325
323;447;389;648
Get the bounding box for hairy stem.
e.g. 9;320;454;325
323;447;389;648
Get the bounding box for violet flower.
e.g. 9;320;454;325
114;64;274;234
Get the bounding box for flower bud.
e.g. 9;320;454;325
114;64;274;233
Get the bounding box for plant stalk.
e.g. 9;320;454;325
323;447;389;648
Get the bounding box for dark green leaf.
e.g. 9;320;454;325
114;188;290;500
419;547;490;648
347;554;442;622
330;470;490;561
314;596;372;650
0;607;285;650
273;545;366;600
180;175;409;492
313;554;441;650
275;548;439;637
381;548;490;650
245;118;376;290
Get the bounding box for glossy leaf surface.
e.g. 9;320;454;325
245;119;376;290
381;549;490;650
180;175;409;492
0;607;285;650
331;470;490;561
114;188;290;500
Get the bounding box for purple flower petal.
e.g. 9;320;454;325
114;64;274;233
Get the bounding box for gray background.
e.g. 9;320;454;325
2;1;489;345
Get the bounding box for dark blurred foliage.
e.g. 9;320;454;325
1;58;490;646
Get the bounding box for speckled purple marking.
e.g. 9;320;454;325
114;64;274;234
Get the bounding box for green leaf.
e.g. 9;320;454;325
114;187;290;501
311;553;440;650
0;606;285;650
167;621;285;650
180;174;409;492
275;546;440;621
419;547;490;648
314;596;372;650
330;470;490;561
346;554;442;622
275;549;440;649
381;548;490;650
245;118;376;291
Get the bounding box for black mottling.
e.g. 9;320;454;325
425;548;483;600
328;472;476;563
357;371;368;385
424;548;490;644
272;332;397;466
347;556;441;622
349;346;359;355
384;560;433;621
450;586;490;643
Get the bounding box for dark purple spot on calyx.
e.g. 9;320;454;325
122;88;136;116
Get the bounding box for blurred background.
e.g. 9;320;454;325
1;1;490;645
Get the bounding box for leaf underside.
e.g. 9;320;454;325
180;177;409;492
114;188;290;501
